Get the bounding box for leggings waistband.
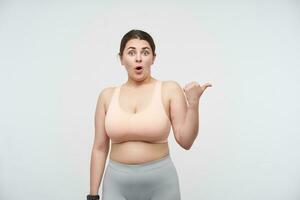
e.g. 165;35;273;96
108;154;172;173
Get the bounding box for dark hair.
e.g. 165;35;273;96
118;29;156;58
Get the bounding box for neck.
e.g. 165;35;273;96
125;76;156;88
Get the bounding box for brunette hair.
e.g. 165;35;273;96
118;29;156;58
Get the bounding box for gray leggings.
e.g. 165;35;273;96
101;154;181;200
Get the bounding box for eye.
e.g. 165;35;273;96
143;51;150;55
128;51;135;56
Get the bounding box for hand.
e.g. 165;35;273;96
183;81;212;106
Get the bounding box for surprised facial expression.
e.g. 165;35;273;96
120;38;156;79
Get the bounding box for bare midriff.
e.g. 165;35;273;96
109;141;169;164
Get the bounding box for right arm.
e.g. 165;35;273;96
89;88;110;195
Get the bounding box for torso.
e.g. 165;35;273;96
104;80;172;164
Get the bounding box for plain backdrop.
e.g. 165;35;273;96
1;0;299;199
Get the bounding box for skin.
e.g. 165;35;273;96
89;38;212;195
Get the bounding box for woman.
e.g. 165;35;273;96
87;29;212;200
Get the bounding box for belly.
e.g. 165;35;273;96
109;141;169;164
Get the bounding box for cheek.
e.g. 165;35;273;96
144;57;154;65
122;57;134;66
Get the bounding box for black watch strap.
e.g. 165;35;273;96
87;194;100;200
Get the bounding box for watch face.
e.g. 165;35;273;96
87;195;99;200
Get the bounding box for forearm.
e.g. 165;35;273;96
179;102;199;150
89;148;109;195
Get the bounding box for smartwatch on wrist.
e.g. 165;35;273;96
87;194;100;200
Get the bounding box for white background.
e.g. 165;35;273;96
1;0;299;199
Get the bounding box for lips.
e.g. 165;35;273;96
135;66;143;74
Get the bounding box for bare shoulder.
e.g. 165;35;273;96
98;86;117;112
162;80;183;95
100;86;116;99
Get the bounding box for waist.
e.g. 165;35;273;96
109;141;169;164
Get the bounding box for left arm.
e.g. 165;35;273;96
169;80;212;150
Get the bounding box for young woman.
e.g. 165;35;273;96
87;29;212;200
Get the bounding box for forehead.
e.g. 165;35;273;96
125;38;151;49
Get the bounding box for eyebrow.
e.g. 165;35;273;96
126;47;150;51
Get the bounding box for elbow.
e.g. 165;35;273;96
93;146;109;154
182;143;192;150
93;141;110;153
176;133;192;150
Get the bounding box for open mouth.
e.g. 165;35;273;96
135;66;143;74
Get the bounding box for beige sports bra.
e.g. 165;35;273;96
104;80;171;144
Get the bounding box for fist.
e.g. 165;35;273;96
183;81;212;105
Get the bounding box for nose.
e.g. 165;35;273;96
135;53;142;62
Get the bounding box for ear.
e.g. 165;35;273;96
152;54;156;64
119;54;124;65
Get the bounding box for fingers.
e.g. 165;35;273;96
188;81;212;86
203;82;212;88
183;81;199;91
183;81;212;90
